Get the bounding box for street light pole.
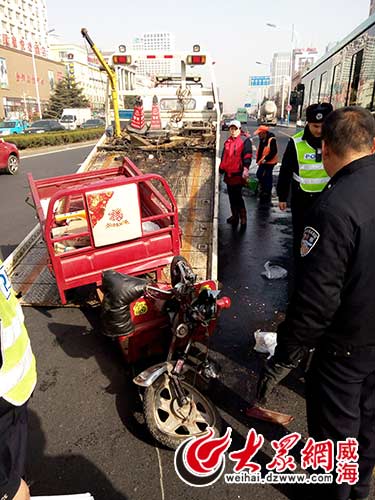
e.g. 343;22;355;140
266;22;295;125
286;24;295;126
30;29;55;119
255;61;270;115
30;44;42;119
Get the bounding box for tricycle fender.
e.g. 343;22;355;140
133;362;173;388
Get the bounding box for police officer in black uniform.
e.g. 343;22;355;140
277;102;333;257
257;107;375;500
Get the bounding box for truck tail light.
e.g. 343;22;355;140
187;55;206;65
112;55;132;65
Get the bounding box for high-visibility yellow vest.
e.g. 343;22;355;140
0;261;37;405
292;130;330;193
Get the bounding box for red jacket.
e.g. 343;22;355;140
220;134;253;185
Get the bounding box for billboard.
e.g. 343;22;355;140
293;48;318;74
0;58;9;89
249;75;271;87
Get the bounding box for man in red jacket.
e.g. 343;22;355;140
219;120;253;227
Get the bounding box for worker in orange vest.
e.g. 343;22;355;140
254;125;278;202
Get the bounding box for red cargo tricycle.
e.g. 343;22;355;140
28;158;181;304
28;159;231;449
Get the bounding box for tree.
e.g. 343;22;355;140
43;77;90;119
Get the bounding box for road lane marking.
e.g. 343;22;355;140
21;142;96;159
155;446;165;500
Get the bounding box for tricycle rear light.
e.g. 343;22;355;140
216;296;231;310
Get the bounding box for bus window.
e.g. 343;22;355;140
370;80;375;111
330;64;341;105
308;79;314;105
318;72;328;102
308;78;319;105
346;49;364;105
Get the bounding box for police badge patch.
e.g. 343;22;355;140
300;226;320;257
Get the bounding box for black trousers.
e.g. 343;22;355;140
305;346;375;500
256;163;276;195
226;184;245;212
290;187;320;260
0;398;28;498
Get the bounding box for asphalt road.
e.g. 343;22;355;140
0;144;94;260
4;126;369;499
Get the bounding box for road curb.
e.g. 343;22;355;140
20;140;98;158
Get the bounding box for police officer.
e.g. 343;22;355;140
277;102;333;256
0;260;37;500
256;107;375;500
219;119;253;228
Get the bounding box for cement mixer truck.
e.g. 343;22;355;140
258;100;277;126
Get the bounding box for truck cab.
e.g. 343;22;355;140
59;113;77;130
60;108;92;130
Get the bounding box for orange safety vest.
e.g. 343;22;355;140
257;136;278;165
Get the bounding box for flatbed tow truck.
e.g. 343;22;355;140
4;31;221;307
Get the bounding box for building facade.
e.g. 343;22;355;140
49;43;107;114
0;0;48;57
270;51;291;101
131;32;175;76
0;44;65;119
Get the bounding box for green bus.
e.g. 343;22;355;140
235;108;248;124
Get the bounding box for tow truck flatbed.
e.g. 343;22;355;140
6;147;217;306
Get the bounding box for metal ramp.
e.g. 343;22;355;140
9;234;63;307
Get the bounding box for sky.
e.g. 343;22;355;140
47;0;371;111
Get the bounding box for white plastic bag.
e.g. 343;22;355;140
253;330;277;358
261;260;288;280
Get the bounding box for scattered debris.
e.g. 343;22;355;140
98;121;216;158
253;329;277;358
261;261;288;280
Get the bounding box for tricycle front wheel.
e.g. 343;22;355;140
143;373;221;449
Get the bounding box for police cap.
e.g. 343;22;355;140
306;103;333;123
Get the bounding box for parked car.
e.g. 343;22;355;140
81;118;106;129
24;120;66;134
0;139;20;175
0;119;29;136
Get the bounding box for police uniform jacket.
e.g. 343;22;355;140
276;126;322;203
275;153;375;365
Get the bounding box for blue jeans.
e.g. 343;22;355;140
256;164;275;195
